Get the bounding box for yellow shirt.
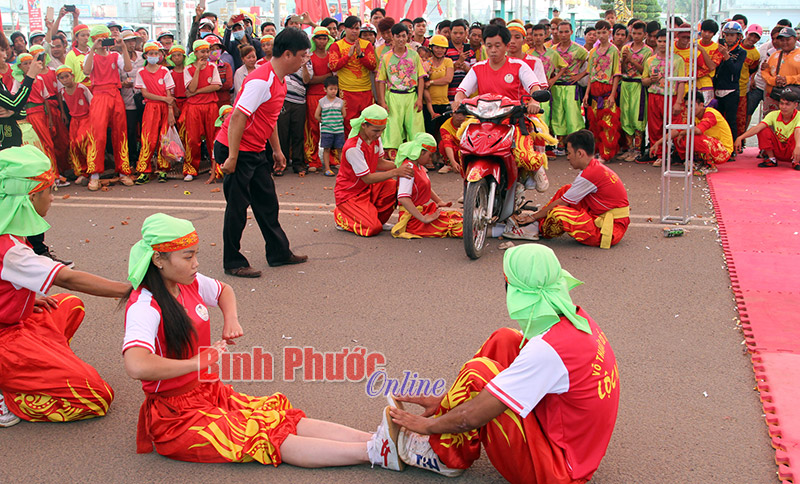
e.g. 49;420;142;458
328;38;377;92
740;46;760;95
428;57;453;105
64;48;90;86
698;107;733;153
697;40;722;89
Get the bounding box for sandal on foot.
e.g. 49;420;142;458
324;169;335;176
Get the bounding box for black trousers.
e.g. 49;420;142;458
277;101;306;172
126;109;141;163
716;90;740;140
215;142;292;269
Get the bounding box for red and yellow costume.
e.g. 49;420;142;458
13;71;58;175
124;269;304;463
673;107;733;167
585;45;622;160
60;78;92;176
334;132;396;237
305;50;333;169
85;50;131;175
540;159;630;248
392;162;462;238
135;62;176;174
37;63;70;174
328;38;377;130
439;118;462;168
181;60;222;176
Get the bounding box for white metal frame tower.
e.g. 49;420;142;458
660;1;700;224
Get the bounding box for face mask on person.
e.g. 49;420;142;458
245;26;253;36
209;50;221;61
233;30;245;41
146;55;160;64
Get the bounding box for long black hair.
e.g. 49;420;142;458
121;257;197;359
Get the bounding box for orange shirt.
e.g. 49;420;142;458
762;48;800;95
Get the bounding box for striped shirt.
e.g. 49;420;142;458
285;61;312;104
319;95;344;134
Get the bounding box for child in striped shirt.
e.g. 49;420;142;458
315;76;346;177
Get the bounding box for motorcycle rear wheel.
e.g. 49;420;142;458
463;179;489;259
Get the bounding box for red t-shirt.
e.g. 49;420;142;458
561;158;630;220
0;66;13;91
134;66;175;101
60;84;92;118
13;77;49;112
485;309;619;481
335;135;384;205
216;62;286;153
396;162;431;206
308;51;332;96
122;273;222;393
170;68;187;99
183;63;222;105
90;51;124;89
40;67;58;99
0;234;64;326
456;57;547;100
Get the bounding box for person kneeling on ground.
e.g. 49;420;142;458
735;89;800;170
507;130;630;248
334;105;413;236
650;90;733;175
0;146;130;428
388;244;620;483
123;213;409;471
391;133;463;238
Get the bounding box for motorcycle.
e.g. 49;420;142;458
457;90;552;259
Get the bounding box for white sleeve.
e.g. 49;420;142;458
561;174;598;204
163;69;175;90
529;58;548;89
81;84;93;103
345;146;370;176
11;79;20;95
0;237;64;295
397;165;414;199
133;70;145;90
122;295;160;354
456;65;478;96
183;67;193;88
235;77;272;116
115;52;126;71
209;64;221;85
376;138;385;158
39;78;50;98
517;62;539;93
196;273;222;308
485;336;570;418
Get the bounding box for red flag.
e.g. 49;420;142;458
384;0;405;20
435;0;443;15
406;0;426;19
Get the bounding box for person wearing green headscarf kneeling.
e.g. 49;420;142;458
0;146;130;428
391;133;463;239
334;104;413;236
123;213;411;472
389;244;619;483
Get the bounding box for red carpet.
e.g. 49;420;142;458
707;149;800;484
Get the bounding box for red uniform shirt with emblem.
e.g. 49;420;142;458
335;135;385;205
12;76;49;112
90;51;125;89
183;63;222;105
561;158;630;219
134;66;175;101
485;309;619;481
0;234;65;326
456;57;547;99
308;52;332;96
396;162;431;206
40;67;58;99
170;68;187;99
60;84;93;118
123;273;222;393
216;62;286;153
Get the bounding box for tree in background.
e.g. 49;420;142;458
599;0;662;22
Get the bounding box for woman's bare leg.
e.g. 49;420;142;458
279;434;369;468
295;417;372;442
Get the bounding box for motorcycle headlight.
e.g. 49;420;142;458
465;99;514;119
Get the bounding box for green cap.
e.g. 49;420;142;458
348;104;388;138
0;146;54;237
128;213;198;289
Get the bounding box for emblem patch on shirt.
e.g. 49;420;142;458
78;99;84;105
157;78;164;85
195;304;209;321
207;76;213;83
504;73;514;83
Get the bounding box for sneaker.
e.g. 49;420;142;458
534;167;549;192
652;158;662;167
383;222;394;231
502;220;539;241
157;172;168;183
794;163;800;171
367;407;404;471
0;395;20;428
308;166;317;173
183;174;194;182
758;159;778;168
134;173;150;185
552;147;566;157
398;429;464;477
88;179;101;191
74;175;88;186
437;165;452;174
40;247;74;268
55;177;70;188
119;174;135;186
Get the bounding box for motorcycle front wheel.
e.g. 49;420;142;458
463;178;489;259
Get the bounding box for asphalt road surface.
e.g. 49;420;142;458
0;157;777;483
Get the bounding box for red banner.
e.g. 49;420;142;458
27;0;43;32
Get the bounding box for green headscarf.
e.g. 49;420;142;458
11;53;33;82
90;24;111;39
166;45;188;67
186;40;210;65
0;146;54;237
128;213;198;289
215;104;233;127
503;244;590;344
394;133;437;167
348;104;388;138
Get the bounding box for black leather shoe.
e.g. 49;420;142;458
268;254;308;267
224;266;262;278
